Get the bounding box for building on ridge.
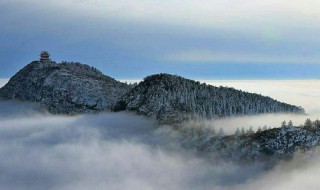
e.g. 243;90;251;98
40;51;50;62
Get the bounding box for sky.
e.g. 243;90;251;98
1;0;320;79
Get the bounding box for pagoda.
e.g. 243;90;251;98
40;51;50;62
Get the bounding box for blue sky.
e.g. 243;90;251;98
1;0;320;79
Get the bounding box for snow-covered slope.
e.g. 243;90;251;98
176;119;320;161
0;61;131;114
1;61;318;162
114;73;305;124
1;62;304;123
195;124;320;161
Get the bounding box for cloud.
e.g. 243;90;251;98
2;1;320;79
0;79;8;88
4;1;319;54
1;79;320;189
0;100;267;190
233;149;320;190
17;0;320;31
166;50;320;64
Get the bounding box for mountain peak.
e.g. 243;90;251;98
0;60;131;114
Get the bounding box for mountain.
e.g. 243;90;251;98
1;60;304;123
0;60;131;114
1;58;316;162
114;73;305;124
195;119;320;162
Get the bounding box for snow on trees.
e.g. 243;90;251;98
115;73;304;124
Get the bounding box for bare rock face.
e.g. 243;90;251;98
0;61;131;114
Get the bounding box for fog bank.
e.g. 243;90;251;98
1;79;320;189
1;100;320;190
0;100;264;190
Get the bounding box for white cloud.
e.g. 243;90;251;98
0;79;8;88
0;100;263;190
2;0;320;67
20;0;320;31
1;80;320;189
165;50;320;63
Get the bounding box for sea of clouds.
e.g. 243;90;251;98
1;80;320;190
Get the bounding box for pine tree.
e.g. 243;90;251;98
241;127;246;135
314;119;320;128
257;126;262;133
114;73;304;124
247;126;254;135
235;127;241;136
281;120;287;128
304;118;313;129
288;120;293;128
218;128;225;136
262;125;268;131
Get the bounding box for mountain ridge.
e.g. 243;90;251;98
0;61;305;121
0;58;316;162
196;119;320;162
114;73;304;124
